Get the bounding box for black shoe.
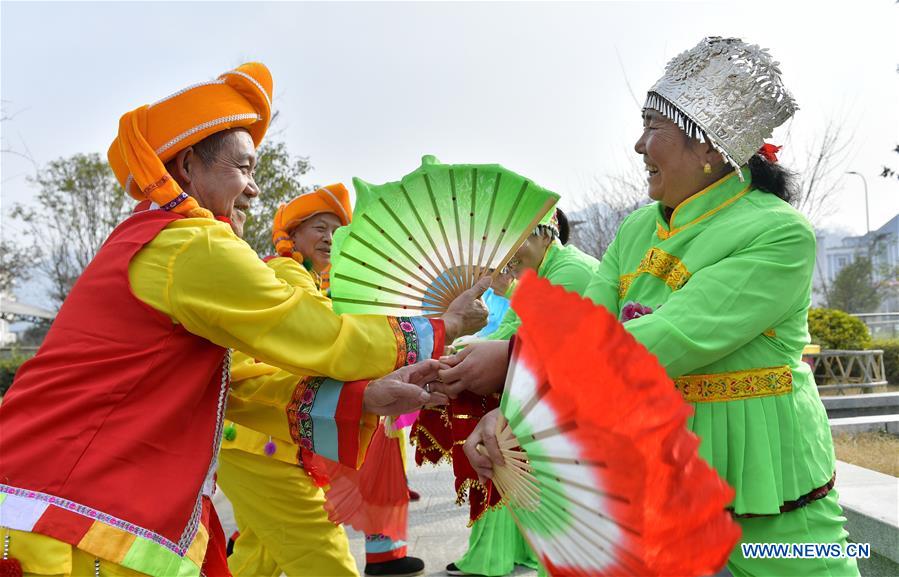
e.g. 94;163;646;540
445;562;484;576
365;556;425;577
226;530;239;556
408;488;421;502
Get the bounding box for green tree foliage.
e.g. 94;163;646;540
18;319;51;347
827;256;886;314
808;308;872;350
0;239;31;294
870;339;899;385
10;153;131;307
242;141;312;256
880;144;898;181
0;354;31;397
9;141;312;308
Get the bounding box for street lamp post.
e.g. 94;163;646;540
846;171;870;235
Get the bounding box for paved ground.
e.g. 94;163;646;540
213;440;537;577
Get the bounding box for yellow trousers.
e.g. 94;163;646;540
216;448;359;577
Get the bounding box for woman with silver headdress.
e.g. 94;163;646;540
446;37;860;576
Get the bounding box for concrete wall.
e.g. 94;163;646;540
836;461;899;577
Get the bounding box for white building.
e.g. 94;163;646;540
813;214;899;312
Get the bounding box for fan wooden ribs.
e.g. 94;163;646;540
486;273;741;576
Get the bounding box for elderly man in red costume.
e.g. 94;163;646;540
0;63;485;577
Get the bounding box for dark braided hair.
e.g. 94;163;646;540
747;154;796;203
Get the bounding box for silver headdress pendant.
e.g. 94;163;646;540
645;37;798;180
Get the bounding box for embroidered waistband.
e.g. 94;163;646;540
674;365;793;403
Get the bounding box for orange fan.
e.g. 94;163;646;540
320;421;409;541
485;272;741;576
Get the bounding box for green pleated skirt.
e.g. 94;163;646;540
687;366;836;515
455;506;544;577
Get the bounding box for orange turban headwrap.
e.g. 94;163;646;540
272;183;353;258
107;63;273;219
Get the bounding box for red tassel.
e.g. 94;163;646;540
0;558;23;577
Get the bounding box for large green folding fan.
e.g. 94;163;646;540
330;156;560;316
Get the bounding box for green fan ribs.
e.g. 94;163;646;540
330;156;559;316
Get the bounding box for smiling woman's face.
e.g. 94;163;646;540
290;213;343;273
634;109;719;209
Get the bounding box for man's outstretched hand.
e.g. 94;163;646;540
362;359;448;416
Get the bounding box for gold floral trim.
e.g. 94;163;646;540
618;247;691;298
455;477;480;506
409;423;453;465
387;317;407;369
470;501;509;528
657;183;752;239
457;478;504;526
675;365;793;403
656;222;672;241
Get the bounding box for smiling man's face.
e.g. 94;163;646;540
178;128;259;237
290;212;343;273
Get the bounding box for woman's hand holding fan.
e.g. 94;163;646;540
463;406;505;482
439;276;492;341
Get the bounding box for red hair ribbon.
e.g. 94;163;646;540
758;143;782;163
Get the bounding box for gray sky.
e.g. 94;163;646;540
2;0;898;245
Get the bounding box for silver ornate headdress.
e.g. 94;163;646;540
644;37;798;179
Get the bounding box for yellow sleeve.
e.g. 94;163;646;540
128;219;440;380
264;257;332;311
225;351;302;442
225;351;378;467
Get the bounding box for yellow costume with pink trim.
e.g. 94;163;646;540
218;186;422;576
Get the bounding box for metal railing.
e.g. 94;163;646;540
852;312;899;340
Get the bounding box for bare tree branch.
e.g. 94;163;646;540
615;47;642;111
788;120;855;227
568;159;649;259
10;154;132;307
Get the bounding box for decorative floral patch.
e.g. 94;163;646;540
287;376;325;452
621;301;654;322
618;247;691;298
389;316;421;368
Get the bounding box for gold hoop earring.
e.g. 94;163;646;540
703;163;712;175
